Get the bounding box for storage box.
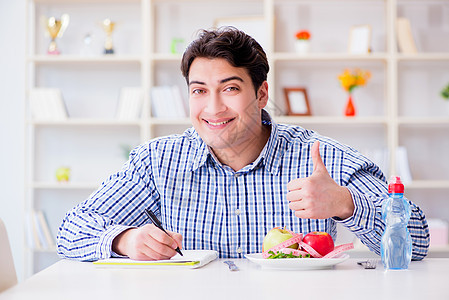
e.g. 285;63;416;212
428;219;449;246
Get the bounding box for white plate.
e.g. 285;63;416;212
245;253;350;270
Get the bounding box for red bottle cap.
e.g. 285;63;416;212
388;176;404;193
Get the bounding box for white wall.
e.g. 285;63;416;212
0;0;26;281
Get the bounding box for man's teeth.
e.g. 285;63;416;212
207;120;231;126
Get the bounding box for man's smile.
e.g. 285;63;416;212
203;118;235;127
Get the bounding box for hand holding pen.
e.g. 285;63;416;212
111;210;183;260
144;209;183;256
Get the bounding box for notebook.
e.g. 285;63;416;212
93;250;218;269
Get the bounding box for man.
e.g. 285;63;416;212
57;28;429;261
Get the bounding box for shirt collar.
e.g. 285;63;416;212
189;130;210;172
189;109;285;175
258;110;284;175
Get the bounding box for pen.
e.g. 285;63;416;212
144;208;183;256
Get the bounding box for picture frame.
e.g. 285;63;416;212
214;16;268;51
348;25;371;54
283;87;311;116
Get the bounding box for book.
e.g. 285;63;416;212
26;211;41;249
36;210;55;248
395;146;413;184
361;147;390;177
25;211;55;250
151;85;187;118
151;86;169;118
116;87;143;120
29;88;68;121
25;211;39;249
93;250;218;269
32;211;48;249
170;85;188;117
397;17;418;53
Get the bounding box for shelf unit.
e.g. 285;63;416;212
25;0;449;277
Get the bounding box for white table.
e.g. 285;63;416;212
1;258;448;300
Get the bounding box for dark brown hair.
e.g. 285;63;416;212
181;27;269;94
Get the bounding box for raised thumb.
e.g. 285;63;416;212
311;141;325;173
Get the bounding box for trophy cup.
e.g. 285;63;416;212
101;19;115;54
44;14;70;55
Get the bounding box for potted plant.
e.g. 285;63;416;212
294;30;311;54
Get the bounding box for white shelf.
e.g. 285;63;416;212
274;116;388;125
428;245;449;253
28;246;57;253
29;55;142;64
150;117;191;125
30;119;142;126
406;180;449;190
31;182;100;190
152;53;183;62
34;0;139;3
30;118;191;126
398;117;449;125
397;53;449;61
273;52;389;62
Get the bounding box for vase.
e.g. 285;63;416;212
344;94;356;116
294;40;310;54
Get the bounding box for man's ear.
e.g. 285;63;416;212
257;81;269;109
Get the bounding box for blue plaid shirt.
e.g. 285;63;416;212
57;111;429;261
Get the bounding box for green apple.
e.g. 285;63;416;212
55;166;71;182
262;227;298;252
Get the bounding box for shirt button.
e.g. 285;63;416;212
236;247;243;254
235;209;241;216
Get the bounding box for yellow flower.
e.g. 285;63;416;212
338;69;371;93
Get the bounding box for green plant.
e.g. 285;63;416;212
441;83;449;100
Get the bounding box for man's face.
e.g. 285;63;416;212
188;57;268;153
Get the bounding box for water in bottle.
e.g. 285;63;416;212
380;176;412;270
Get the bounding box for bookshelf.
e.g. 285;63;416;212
24;0;449;277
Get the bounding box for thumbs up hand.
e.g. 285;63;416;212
286;141;354;220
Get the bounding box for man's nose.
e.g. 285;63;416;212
204;93;226;114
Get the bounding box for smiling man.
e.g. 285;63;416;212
57;28;429;262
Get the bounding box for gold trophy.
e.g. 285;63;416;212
101;19;116;54
44;14;70;55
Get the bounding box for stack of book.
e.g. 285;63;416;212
151;85;188;118
116;87;143;120
362;146;413;184
29;88;68;121
25;210;55;250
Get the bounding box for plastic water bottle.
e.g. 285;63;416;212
381;176;412;270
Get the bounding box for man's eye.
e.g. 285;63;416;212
192;89;205;95
225;86;239;92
